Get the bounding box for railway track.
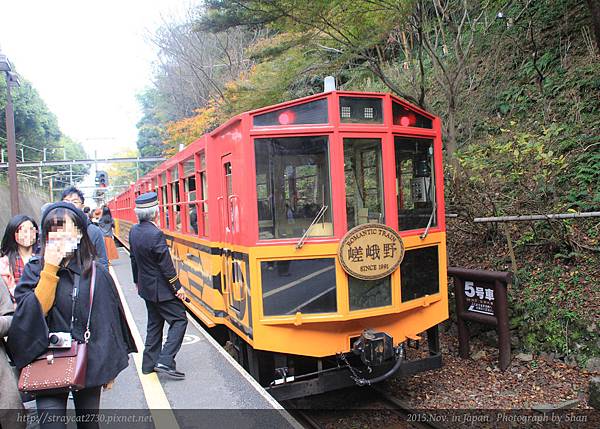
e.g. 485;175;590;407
370;386;447;429
283;386;447;429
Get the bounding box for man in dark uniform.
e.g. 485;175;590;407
129;192;188;379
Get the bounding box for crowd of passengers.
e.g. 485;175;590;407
0;186;134;429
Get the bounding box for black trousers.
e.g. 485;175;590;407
35;386;101;429
142;298;187;372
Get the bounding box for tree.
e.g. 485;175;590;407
1;72;89;187
163;105;218;156
137;5;260;160
586;0;600;55
136;88;167;175
0;76;61;160
200;0;423;104
105;148;141;193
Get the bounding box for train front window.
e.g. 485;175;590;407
255;136;332;240
349;276;391;311
344;138;385;230
394;137;436;231
261;258;337;316
339;97;383;124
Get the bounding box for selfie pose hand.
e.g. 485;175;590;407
44;238;70;266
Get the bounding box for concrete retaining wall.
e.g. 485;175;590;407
0;182;49;236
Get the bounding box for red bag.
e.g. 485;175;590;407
18;342;88;395
18;263;96;395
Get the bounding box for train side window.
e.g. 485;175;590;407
159;173;168;228
344;138;385;230
183;157;197;235
394;137;436;231
170;167;181;231
254;136;333;240
198;151;209;237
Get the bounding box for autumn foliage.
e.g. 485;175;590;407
163;104;218;157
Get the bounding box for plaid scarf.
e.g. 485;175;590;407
13;255;25;286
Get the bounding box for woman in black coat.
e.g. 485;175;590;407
7;202;136;428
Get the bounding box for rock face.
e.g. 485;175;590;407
515;353;533;362
586;357;600;372
471;350;487;360
590;377;600;410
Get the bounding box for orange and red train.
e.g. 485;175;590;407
108;90;448;399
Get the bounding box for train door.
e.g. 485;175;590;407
341;133;397;311
219;155;249;328
220;155;236;244
341;135;388;230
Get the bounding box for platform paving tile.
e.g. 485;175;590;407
107;249;297;428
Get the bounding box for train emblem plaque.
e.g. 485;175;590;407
338;223;404;281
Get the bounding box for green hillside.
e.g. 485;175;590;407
138;0;600;366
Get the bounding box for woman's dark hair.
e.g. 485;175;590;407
1;215;39;274
100;206;113;224
41;207;96;276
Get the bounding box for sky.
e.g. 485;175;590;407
0;0;192;158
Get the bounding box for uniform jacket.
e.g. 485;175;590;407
129;221;182;302
7;257;137;388
86;219;108;269
0;276;24;418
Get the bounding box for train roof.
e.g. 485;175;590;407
115;90;438;197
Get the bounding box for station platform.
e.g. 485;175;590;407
92;248;299;428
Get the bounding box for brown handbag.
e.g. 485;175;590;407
18;263;96;395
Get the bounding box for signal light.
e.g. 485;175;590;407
95;171;109;188
278;110;296;125
399;112;416;127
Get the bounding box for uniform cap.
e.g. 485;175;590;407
135;192;159;209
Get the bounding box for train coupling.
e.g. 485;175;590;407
352;329;395;367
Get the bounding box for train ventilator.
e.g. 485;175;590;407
108;89;448;400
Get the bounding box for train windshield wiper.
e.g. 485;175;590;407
296;205;328;249
420;200;437;240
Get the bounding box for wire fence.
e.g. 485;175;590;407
0;171;52;200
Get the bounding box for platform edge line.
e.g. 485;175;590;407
118;247;300;428
185;314;302;428
110;264;181;429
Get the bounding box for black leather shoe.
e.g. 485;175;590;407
154;363;185;379
142;368;155;375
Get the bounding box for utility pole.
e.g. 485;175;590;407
5;73;20;215
1;50;20;215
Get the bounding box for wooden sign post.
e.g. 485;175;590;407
448;267;512;371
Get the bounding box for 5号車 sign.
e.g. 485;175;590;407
463;280;495;316
338;223;404;281
448;267;512;371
